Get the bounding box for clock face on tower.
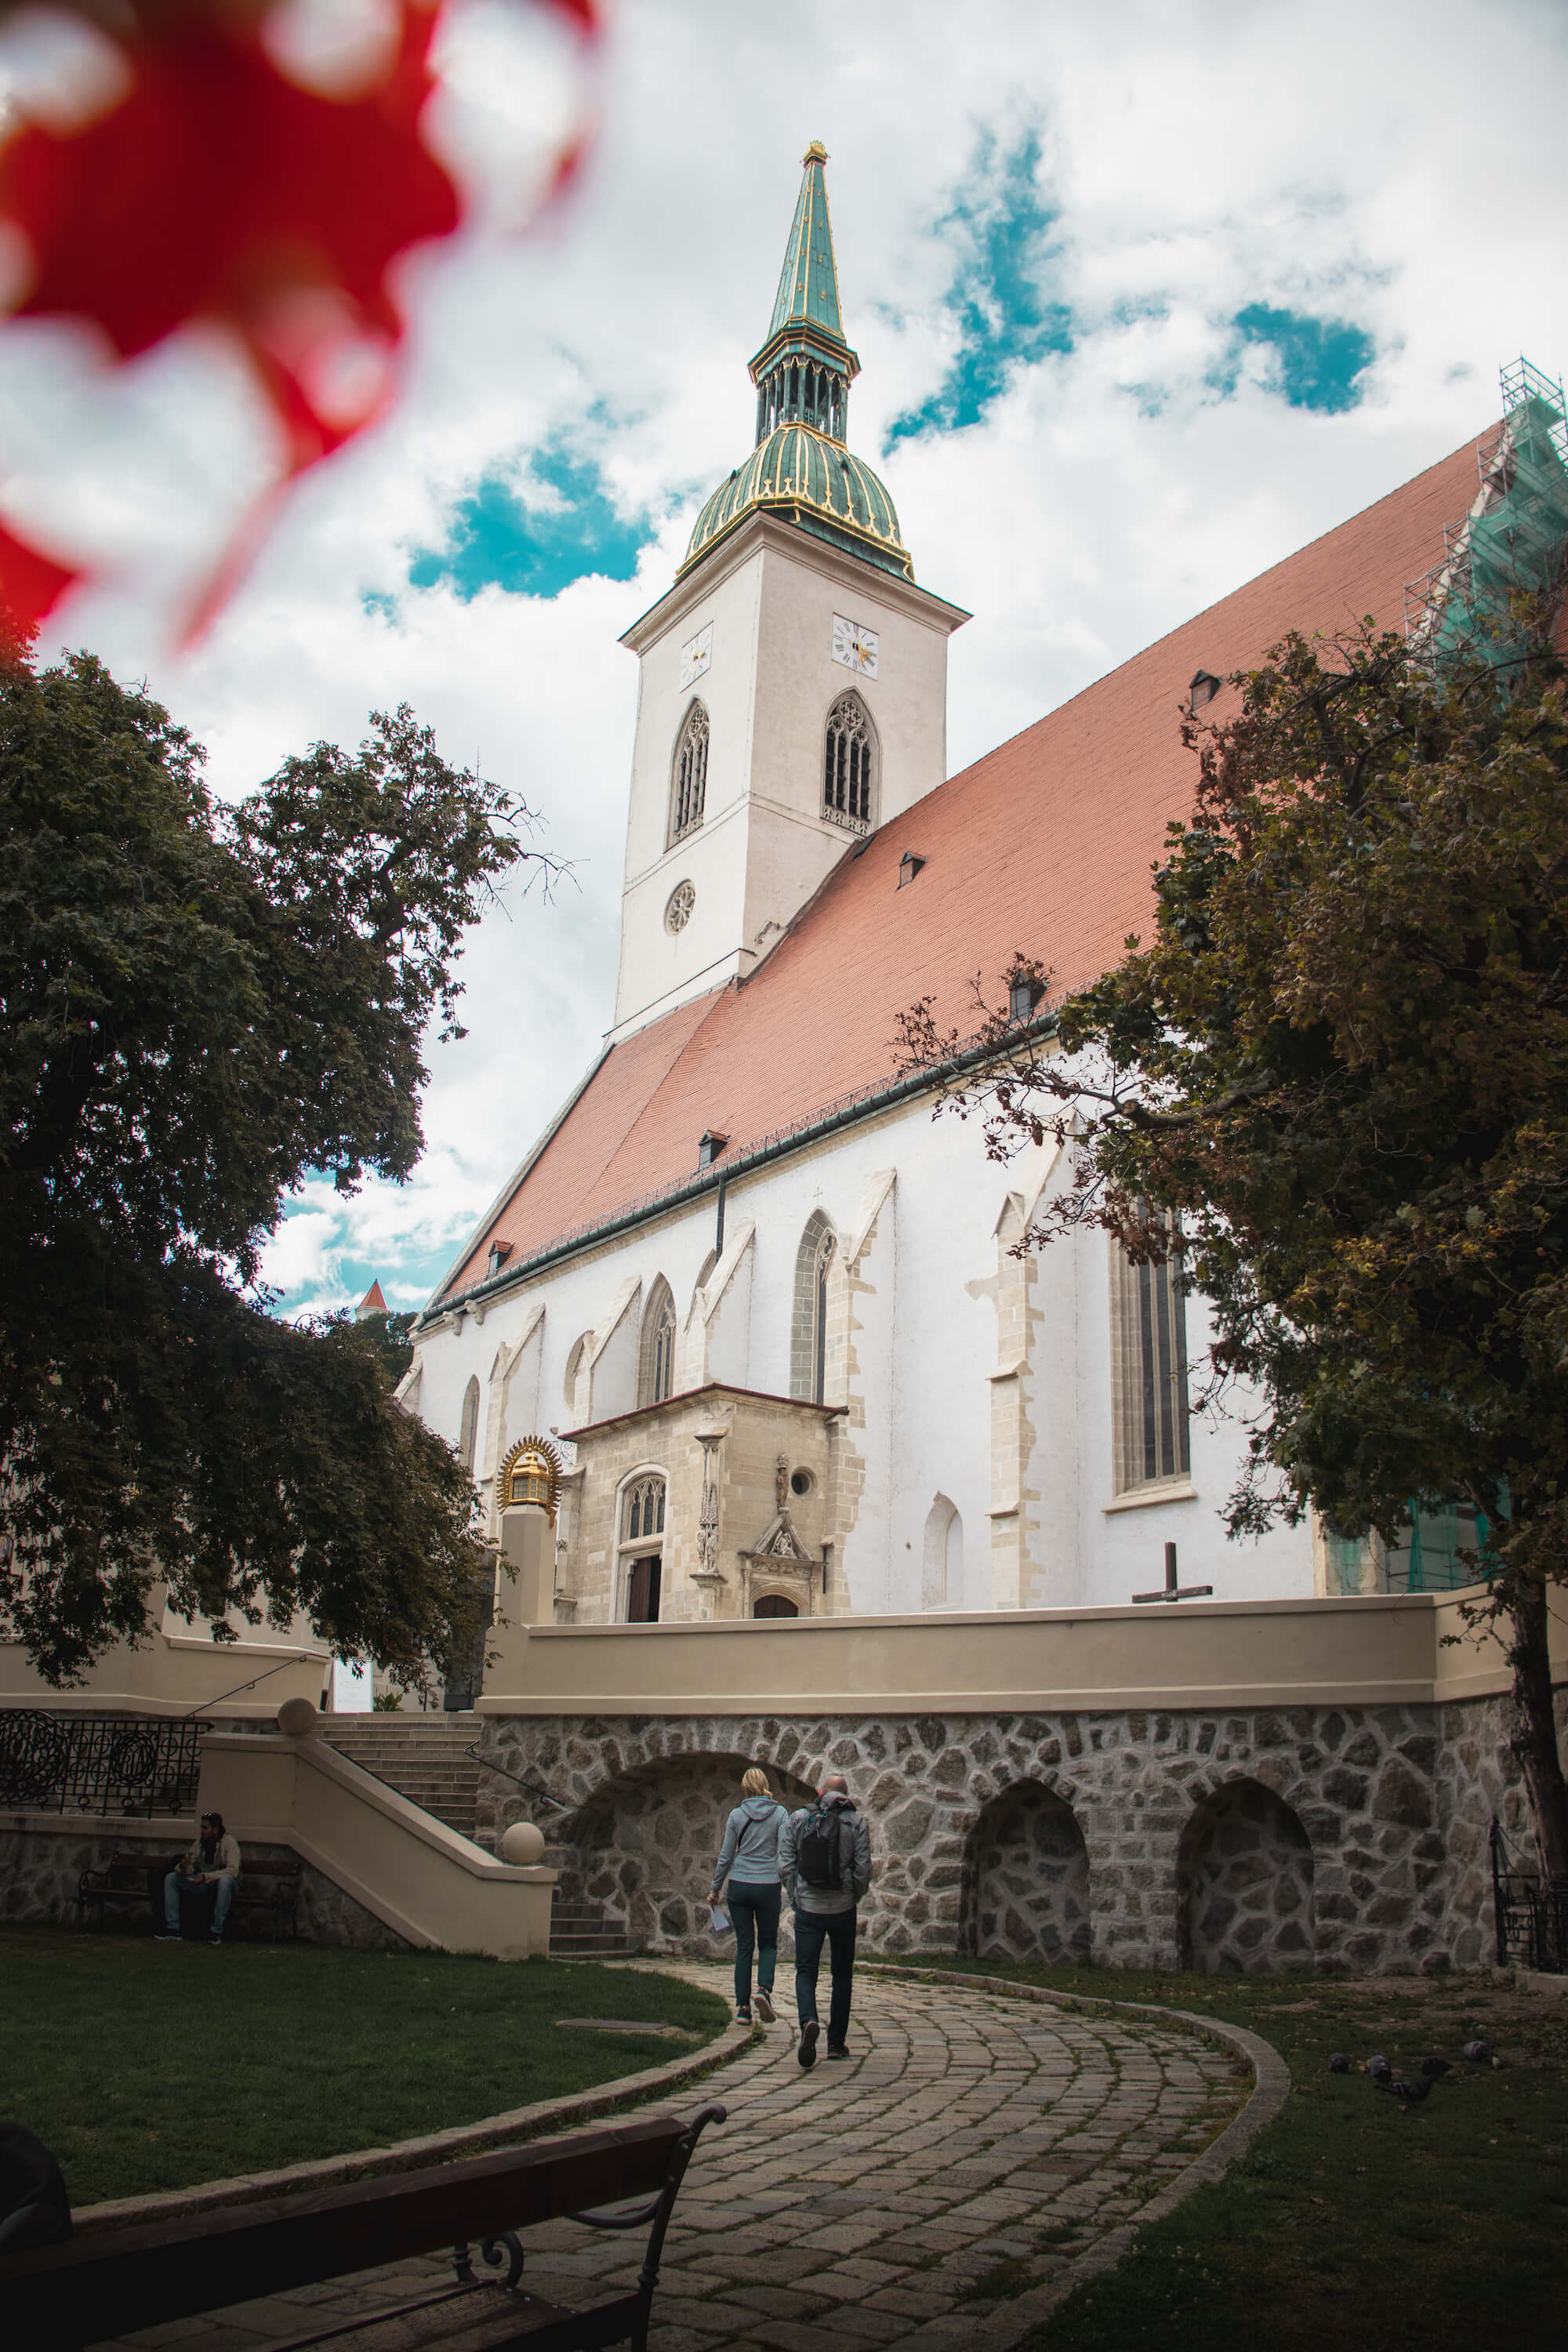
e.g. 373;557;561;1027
832;613;879;678
679;622;713;691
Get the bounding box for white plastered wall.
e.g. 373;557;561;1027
410;1096;1316;1621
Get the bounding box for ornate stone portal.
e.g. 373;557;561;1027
554;1385;840;1623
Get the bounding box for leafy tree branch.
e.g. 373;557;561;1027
1;649;556;1683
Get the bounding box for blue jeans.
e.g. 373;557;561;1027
727;1884;780;2009
165;1873;235;1935
793;1907;857;2049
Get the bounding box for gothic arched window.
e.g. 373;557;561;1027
670;701;710;845
637;1276;677;1408
621;1471;666;1622
790;1212;836;1404
822;692;876;832
624;1473;666;1542
1109;1212;1191;1494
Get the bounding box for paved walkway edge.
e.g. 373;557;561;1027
858;1965;1290;2348
72;2019;755;2239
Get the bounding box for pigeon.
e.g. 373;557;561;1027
1463;2040;1494;2064
1369;2055;1393;2085
1420;2057;1451;2078
1391;2077;1432;2107
1327;2053;1351;2073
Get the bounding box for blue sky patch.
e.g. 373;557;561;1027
1224;303;1376;413
888;124;1073;444
410;443;652;602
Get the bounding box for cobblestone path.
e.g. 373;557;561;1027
103;1966;1256;2352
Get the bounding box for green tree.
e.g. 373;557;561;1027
899;621;1568;1875
0;648;553;1685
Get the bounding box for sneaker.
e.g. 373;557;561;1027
735;2005;752;2023
209;1933;223;1945
154;1932;180;1943
797;2019;818;2071
825;2044;849;2061
754;1989;775;2024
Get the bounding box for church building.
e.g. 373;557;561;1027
405;146;1542;1632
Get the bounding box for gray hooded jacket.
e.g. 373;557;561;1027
710;1794;786;1893
779;1793;872;1915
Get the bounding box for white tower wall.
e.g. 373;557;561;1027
612;513;964;1041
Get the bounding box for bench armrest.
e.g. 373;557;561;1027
575;2100;725;2303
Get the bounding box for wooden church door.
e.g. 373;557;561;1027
627;1556;662;1622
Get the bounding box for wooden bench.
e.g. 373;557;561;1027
77;1849;301;1940
0;2104;724;2350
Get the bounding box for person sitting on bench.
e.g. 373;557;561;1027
158;1813;241;1944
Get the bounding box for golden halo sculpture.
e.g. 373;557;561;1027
497;1436;562;1520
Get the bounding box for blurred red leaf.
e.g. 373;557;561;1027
0;518;81;646
0;0;599;640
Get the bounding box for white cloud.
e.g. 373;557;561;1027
6;0;1567;1318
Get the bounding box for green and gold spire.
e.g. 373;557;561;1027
748;141;860;446
766;140;848;350
681;145;912;583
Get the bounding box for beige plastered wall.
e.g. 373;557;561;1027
479;1584;1566;1719
0;1604;328;1720
196;1731;555;1960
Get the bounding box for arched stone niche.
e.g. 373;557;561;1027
1178;1777;1316;1973
547;1750;816;1952
961;1780;1090;1964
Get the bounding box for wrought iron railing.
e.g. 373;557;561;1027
0;1710;211;1818
1490;1815;1568;1973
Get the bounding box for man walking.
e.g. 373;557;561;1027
779;1771;872;2067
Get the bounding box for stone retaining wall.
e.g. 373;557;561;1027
0;1817;409;1950
478;1690;1538;1974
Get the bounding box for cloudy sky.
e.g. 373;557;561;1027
6;0;1567;1319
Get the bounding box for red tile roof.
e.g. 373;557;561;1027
443;430;1486;1299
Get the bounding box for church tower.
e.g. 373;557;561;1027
612;144;968;1042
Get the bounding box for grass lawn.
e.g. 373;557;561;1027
874;1957;1567;2352
0;1927;728;2209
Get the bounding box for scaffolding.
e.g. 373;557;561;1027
1404;356;1568;677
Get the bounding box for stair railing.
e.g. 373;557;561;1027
463;1744;570;1814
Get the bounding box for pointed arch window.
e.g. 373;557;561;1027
1109;1213;1191;1494
670;701;710;846
620;1472;666;1622
638;1276;677;1408
790;1212;836;1403
823;691;875;833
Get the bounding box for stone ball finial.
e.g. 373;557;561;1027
500;1819;546;1866
277;1696;318;1737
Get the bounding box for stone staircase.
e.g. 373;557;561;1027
549;1900;632;1958
322;1715;485;1845
322;1717;631;1956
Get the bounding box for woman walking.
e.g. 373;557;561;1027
709;1766;786;2023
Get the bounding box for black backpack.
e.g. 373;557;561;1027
795;1804;848;1890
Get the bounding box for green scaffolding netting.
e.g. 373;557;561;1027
1422;366;1568;672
